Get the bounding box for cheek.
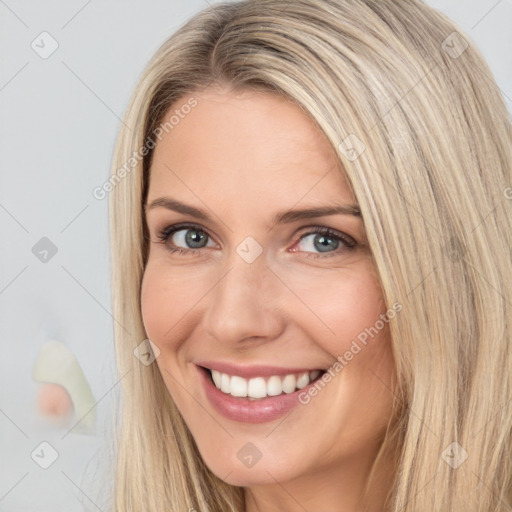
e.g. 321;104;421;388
290;262;387;357
140;260;206;342
292;261;395;420
140;263;198;405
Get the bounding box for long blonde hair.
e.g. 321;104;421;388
106;1;512;510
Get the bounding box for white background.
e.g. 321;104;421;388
1;0;511;510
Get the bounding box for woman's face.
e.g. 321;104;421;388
141;86;396;496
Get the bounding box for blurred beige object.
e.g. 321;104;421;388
32;340;96;435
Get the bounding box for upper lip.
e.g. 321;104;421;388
196;361;325;379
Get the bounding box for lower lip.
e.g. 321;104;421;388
197;365;321;424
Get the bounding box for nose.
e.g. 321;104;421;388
203;248;285;347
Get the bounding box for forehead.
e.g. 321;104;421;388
147;87;355;212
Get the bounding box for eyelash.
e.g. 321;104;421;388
154;222;357;259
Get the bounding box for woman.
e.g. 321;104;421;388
107;0;512;510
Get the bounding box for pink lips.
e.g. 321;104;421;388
196;363;323;424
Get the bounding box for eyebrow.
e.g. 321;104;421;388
144;197;361;225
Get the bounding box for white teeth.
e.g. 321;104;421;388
230;375;247;397
220;373;231;393
296;372;309;389
282;374;296;393
247;377;267;398
211;369;221;388
208;369;322;399
266;376;282;396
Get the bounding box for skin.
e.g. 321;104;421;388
141;85;397;512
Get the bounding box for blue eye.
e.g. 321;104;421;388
154;223;357;258
156;223;215;255
294;227;357;258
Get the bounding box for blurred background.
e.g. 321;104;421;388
1;0;510;510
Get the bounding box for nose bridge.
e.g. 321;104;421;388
203;245;283;344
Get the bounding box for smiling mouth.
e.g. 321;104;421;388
200;366;327;400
